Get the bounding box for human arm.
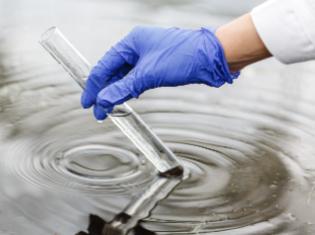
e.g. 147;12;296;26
81;26;239;120
215;13;271;72
81;0;315;120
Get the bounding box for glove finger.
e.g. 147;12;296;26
93;104;114;121
96;70;140;110
81;44;137;108
81;63;133;108
89;42;138;87
107;63;133;86
81;90;94;109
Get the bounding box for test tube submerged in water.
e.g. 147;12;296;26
39;27;183;177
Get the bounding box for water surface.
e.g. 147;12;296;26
1;0;315;234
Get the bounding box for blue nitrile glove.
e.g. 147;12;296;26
81;26;240;120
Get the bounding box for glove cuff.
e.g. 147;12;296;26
201;27;240;87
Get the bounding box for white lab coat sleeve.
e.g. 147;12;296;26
251;0;315;64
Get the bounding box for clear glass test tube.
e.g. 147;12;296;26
39;27;183;177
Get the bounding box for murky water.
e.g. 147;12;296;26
1;0;315;234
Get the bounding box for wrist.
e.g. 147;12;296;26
215;13;271;72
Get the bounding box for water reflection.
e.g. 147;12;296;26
1;0;315;234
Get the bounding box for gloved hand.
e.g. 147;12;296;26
81;26;240;120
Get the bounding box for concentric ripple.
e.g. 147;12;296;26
1;78;315;234
2;115;156;194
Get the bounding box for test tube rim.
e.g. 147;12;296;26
39;26;58;43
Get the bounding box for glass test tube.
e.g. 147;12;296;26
39;27;183;177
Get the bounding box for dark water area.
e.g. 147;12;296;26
1;0;315;234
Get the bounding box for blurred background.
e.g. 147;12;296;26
1;0;315;235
